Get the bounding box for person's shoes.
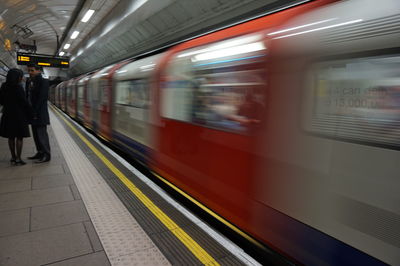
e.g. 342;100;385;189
35;155;51;163
15;159;26;166
10;158;16;165
28;153;43;160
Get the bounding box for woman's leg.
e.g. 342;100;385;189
8;138;16;163
15;138;26;165
16;138;23;160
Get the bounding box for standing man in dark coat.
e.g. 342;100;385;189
26;64;51;163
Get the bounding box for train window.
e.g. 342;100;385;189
99;79;108;106
161;52;195;122
305;54;400;148
77;84;84;100
87;80;93;104
161;33;267;134
66;85;72;99
91;81;99;105
115;79;149;108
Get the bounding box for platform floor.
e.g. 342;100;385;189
0;107;260;266
0;127;109;265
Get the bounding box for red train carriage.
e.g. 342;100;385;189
151;0;334;261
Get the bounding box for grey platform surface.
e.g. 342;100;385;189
0;127;110;266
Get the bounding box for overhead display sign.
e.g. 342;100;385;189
16;53;69;68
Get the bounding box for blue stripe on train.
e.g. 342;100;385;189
111;131;150;163
261;203;386;266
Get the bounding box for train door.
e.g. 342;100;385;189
90;66;113;134
60;83;65;111
76;76;87;122
91;77;100;133
83;73;93;129
55;83;60;106
67;77;79;118
98;62;127;140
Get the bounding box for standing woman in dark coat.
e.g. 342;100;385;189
0;68;32;165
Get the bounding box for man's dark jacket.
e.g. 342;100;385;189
29;74;50;125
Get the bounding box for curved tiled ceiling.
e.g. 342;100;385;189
67;0;310;75
0;0;79;71
1;0;309;79
0;0;120;79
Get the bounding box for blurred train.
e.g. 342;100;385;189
51;0;400;265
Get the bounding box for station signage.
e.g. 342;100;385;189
17;53;70;68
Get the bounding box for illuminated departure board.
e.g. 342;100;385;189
17;53;69;68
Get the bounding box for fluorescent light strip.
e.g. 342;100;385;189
274;19;363;39
86;39;96;49
75;0;148;61
64;43;71;49
59;51;65;56
81;9;95;22
71;31;80;39
268;18;337;36
100;0;148;38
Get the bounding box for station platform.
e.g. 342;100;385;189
0;107;260;266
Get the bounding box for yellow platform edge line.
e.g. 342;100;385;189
51;106;220;266
151;170;267;250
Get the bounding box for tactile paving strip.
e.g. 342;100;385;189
50;111;171;265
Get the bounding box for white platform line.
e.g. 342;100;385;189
54;108;261;266
50;110;170;266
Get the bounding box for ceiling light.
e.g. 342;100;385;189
70;31;79;39
81;9;95;23
59;51;65;56
64;43;70;49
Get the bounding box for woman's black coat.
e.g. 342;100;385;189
0;83;32;138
